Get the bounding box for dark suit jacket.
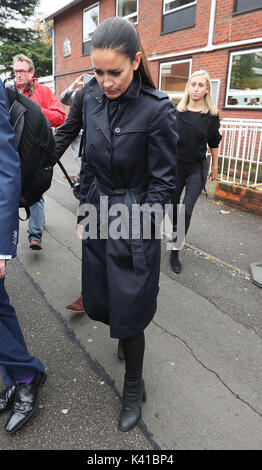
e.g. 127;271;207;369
0;80;21;257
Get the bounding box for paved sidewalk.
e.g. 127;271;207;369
9;189;262;450
1;259;153;450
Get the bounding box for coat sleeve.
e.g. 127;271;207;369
59;87;76;107
208;114;222;148
0;80;21;257
36;84;66;128
146;98;178;207
55;88;84;159
77;93;96;221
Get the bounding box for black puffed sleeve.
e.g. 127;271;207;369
208;114;222;148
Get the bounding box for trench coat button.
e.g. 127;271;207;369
91;144;95;150
114;127;121;134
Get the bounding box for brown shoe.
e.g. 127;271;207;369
66;295;85;313
29;240;42;250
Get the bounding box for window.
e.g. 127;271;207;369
225;48;262;109
163;0;197;15
210;79;220;109
162;0;197;34
159;59;192;105
116;0;138;23
234;0;262;15
83;3;99;55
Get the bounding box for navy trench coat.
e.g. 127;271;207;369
78;73;178;339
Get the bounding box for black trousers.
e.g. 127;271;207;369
0;278;44;387
172;160;208;243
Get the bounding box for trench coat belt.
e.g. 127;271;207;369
92;178;148;276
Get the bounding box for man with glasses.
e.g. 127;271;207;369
13;54;66;251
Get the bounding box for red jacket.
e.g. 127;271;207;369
22;79;66;128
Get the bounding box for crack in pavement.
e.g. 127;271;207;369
44;203;261;419
153;319;262;419
44;227;81;261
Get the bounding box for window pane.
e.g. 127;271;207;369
211;80;220;108
164;0;196;13
235;0;262;15
117;0;137;17
83;4;99;42
227;50;262;107
160;61;191;101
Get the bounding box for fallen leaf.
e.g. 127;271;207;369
220;210;231;214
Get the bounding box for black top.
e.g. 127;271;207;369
176;109;222;164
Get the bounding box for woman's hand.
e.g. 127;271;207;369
71;74;86;91
209;147;218;181
0;260;6;279
208;165;218;181
76;224;84;239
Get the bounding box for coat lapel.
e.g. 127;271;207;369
90;94;111;145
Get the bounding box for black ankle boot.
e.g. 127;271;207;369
119;378;146;432
117;339;125;361
170;249;182;273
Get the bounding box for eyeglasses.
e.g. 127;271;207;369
13;70;31;75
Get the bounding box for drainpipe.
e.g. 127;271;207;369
42;18;55;93
51;23;56;93
205;0;216;51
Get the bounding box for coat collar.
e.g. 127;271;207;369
119;71;141;101
88;72;142;145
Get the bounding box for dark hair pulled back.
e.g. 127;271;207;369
92;17;155;89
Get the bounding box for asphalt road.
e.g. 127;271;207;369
1;147;262;452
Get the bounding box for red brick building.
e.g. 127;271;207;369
46;0;262;120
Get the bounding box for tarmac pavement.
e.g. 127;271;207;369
1;148;262;451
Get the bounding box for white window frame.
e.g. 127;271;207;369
225;48;262;109
163;0;197;15
159;58;192;102
83;2;99;44
116;0;139;23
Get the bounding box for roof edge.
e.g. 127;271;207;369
45;0;83;21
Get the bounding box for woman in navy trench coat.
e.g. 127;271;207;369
77;17;178;431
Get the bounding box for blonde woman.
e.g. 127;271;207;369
170;70;222;273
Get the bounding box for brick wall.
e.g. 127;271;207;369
138;0;209;55
213;1;262;44
53;0;262;120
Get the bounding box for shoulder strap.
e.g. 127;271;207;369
9;100;27;147
56;158;74;187
140;85;168;100
56;133;84;189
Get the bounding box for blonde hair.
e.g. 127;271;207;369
177;69;218;115
13;54;35;72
